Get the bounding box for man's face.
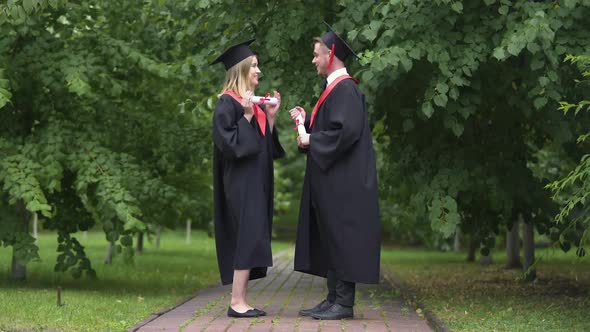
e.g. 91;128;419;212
312;42;330;76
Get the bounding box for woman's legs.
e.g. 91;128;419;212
230;269;253;312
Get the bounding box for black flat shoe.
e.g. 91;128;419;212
299;299;334;316
310;303;354;320
254;308;267;316
227;306;264;318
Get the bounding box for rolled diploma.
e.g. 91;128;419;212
295;114;307;136
250;96;279;105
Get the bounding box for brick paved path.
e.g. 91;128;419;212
129;249;433;332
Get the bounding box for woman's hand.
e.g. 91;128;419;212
266;90;281;119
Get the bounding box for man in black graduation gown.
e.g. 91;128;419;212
290;23;381;320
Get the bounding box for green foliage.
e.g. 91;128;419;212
0;0;217;277
153;0;590;252
547;54;590;257
2;0;589;279
0;198;39;264
0;68;11;109
1;151;51;217
328;0;590;249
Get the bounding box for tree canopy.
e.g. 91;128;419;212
1;0;589;279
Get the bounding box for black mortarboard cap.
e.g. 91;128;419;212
210;38;256;70
320;22;358;61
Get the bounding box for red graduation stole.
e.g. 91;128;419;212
309;75;355;129
223;90;266;136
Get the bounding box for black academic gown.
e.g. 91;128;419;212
213;94;285;285
294;79;381;284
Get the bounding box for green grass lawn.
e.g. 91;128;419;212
4;230;586;332
0;230;292;332
381;247;590;332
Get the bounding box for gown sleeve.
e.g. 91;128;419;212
259;104;285;160
309;82;364;171
213;95;262;160
271;126;286;159
296;112;312;154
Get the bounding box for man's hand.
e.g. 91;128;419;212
297;133;310;148
289;106;306;123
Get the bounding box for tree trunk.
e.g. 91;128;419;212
186;219;191;245
155;225;161;249
83;231;88;241
453;229;461;252
11;200;29;280
11;253;27;280
467;239;477;262
32;212;38;240
136;231;144;254
522;221;536;281
57;287;64;306
480;252;493;265
506;219;522;269
104;241;113;264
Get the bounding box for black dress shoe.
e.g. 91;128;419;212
310;303;353;320
227;306;264;318
299;299;334;316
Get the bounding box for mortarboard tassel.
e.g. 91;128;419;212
327;43;335;71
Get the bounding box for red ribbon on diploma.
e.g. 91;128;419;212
293;115;302;132
258;93;271;105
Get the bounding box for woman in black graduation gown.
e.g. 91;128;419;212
211;39;285;318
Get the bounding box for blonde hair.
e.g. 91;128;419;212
218;55;256;97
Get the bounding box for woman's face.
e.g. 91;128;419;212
249;56;261;88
